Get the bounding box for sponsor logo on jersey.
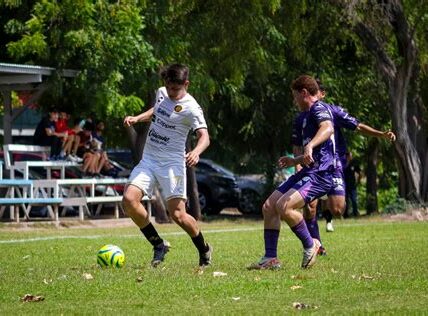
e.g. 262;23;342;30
157;106;172;117
156;117;176;129
148;129;170;145
174;105;183;112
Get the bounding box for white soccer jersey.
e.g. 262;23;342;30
143;87;207;160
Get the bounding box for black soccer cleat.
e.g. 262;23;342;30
151;240;171;267
199;243;213;267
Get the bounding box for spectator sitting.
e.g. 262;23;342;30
92;120;117;177
63;118;85;162
55;109;72;158
76;122;101;177
33;107;67;160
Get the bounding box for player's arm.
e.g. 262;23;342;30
356;123;396;142
278;154;304;169
123;107;154;126
292;145;303;172
303;120;334;165
185;128;210;167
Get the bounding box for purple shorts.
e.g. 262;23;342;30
276;170;333;204
327;167;346;196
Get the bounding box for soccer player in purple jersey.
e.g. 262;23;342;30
293;81;396;255
248;75;336;270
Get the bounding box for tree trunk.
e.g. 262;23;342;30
186;136;201;220
366;139;379;214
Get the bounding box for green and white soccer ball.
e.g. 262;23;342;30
97;244;125;268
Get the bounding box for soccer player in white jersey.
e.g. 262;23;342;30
122;64;212;268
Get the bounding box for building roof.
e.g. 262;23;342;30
0;62;78;86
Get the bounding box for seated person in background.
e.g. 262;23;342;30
76;122;100;176
34;107;67;160
63;118;85;162
92;121;117;177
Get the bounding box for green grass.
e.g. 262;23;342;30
0;218;427;315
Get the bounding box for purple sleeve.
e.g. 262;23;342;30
291;114;303;146
332;104;359;130
312;102;333;125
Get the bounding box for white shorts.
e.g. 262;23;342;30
127;156;187;201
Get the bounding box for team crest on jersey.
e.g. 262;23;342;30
174;105;183;112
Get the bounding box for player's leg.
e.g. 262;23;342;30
277;171;333;268
303;199;326;255
350;188;359;216
247;190;283;270
158;162;211;267
166;198;212;267
123;161;169;267
276;189;320;268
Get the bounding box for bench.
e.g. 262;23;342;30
0;179;34;221
0;198;63;223
32;178;152;220
2;144;80;180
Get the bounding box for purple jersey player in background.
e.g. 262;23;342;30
292;81;396;256
248;75;335;270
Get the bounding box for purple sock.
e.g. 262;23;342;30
305;217;321;244
264;229;280;258
291;220;314;249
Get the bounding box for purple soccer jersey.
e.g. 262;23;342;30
292;102;359;197
293;103;359;168
277;100;335;203
300;100;336;173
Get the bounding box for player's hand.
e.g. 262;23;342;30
278;156;295;168
383;130;396;142
123;116;138;127
303;145;314;166
185;151;200;167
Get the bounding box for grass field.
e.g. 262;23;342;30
1;217;427;315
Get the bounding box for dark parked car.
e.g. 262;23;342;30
195;159;240;214
236;174;265;214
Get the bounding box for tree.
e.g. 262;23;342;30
328;0;428;202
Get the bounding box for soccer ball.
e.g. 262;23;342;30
97;244;125;268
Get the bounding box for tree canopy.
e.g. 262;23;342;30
1;0;427;204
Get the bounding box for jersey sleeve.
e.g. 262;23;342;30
312;102;333;125
333;105;359;130
190;104;208;131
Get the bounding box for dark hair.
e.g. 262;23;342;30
48;107;59;113
160;64;189;85
73;117;83;126
83;121;94;131
315;78;326;92
291;75;319;96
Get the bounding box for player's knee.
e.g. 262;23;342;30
262;201;276;219
331;206;344;217
169;210;184;224
122;192;139;213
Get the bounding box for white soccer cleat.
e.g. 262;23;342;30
301;239;321;269
326;221;334;232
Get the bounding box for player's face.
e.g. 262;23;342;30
165;81;189;100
